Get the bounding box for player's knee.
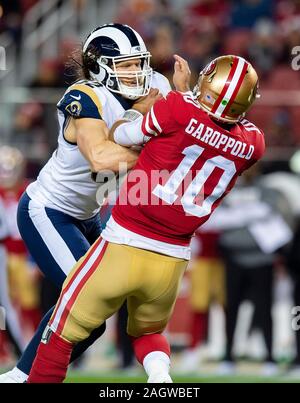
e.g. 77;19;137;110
61;312;100;344
127;319;168;338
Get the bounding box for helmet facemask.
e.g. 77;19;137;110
82;24;154;100
92;53;152;100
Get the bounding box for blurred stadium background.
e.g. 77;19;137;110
1;0;300;383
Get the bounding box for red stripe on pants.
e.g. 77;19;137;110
56;240;108;336
50;237;103;324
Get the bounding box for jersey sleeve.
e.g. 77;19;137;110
141;91;178;138
152;71;172;97
57;83;103;120
239;119;266;164
247;129;266;170
255;130;266;161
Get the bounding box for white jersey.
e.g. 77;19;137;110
27;72;171;220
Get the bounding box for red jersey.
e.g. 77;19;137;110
112;91;265;247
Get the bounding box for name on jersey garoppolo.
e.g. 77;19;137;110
185;118;255;161
181;93;258;161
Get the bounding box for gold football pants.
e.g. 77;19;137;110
8;253;40;309
189;257;225;311
49;237;187;343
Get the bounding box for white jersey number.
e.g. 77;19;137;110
152;145;236;217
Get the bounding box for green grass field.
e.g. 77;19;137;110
65;371;300;383
1;368;299;383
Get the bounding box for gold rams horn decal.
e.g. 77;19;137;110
66;101;82;116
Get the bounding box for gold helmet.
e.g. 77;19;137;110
194;55;260;123
0;145;25;188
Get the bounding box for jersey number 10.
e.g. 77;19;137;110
152;145;237;218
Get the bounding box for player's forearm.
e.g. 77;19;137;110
91;141;139;172
75;117;139;172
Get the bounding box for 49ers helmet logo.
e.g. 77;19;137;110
202;60;216;76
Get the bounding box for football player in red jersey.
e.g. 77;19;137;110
27;54;265;383
0;147;41;348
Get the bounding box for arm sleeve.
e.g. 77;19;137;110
244;131;266;172
57;84;103;120
113;91;177;146
141;94;173;138
113;117;151;146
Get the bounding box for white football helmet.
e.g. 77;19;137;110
82;23;153;100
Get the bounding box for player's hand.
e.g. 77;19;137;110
173;54;191;92
132;88;163;115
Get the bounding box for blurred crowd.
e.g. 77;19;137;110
0;0;38;45
0;0;299;178
1;0;300;376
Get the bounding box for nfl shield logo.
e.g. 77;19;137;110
203;60;216;76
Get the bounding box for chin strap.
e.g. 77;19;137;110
119;83;145;100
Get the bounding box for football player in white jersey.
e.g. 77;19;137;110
0;23;171;383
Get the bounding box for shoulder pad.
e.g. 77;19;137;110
239;118;263;135
57;82;103;119
152;71;172;96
